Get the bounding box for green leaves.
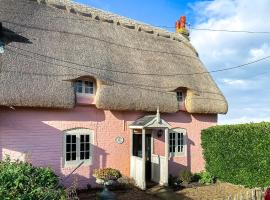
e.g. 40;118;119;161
201;122;270;188
0;159;66;200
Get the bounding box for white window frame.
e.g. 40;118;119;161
75;79;95;96
63;128;94;167
176;91;184;102
169;128;187;157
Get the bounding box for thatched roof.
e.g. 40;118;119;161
0;0;228;114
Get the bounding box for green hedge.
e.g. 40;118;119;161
0;158;66;200
201;122;270;188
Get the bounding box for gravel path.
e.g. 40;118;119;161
175;182;250;200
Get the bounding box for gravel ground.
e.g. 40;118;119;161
78;188;161;200
79;182;251;200
175;182;250;200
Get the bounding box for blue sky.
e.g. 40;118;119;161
74;0;270;124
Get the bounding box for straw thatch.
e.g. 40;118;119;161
0;0;228;114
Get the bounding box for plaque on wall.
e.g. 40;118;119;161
115;136;124;144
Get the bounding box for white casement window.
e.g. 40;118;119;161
64;129;94;167
176;91;184;102
75;80;94;95
169;128;186;156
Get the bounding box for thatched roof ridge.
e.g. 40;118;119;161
41;0;197;54
0;0;228;114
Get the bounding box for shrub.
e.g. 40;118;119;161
192;173;201;182
0;158;66;200
198;171;215;185
115;176;135;190
179;169;192;184
201;122;270;188
93;168;122;181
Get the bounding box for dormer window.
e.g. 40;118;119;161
75;80;94;95
176;91;184;102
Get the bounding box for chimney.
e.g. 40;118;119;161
175;16;189;38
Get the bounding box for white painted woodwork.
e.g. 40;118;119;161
130;156;145;189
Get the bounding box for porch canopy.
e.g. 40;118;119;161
129;110;171;190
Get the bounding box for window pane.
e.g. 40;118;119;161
86;143;90;150
66;144;71;152
86;135;90;143
66;134;77;162
80;135;85;143
80;143;85;151
66;135;71;143
72;135;76;143
79;134;91;160
85;81;93;88
85;81;94;94
80;152;84;160
85;152;90;159
176;91;183;101
66;153;71;161
85;87;93;94
72;144;76;151
72;152;76;160
76;80;83;93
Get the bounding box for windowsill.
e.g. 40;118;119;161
63;159;92;169
76;93;95;97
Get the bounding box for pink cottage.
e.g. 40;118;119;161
0;0;228;190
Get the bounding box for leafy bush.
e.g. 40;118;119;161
0;158;66;200
201;122;270;188
192;173;201;182
93;168;122;181
198;171;215;185
114;176;135;190
179;169;192;184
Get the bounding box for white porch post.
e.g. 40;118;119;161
130;129;133;157
130;129;133;179
164;128;169;186
142;128;146;190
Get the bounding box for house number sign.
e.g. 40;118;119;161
115;136;124;144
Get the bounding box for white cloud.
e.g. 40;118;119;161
221;78;247;86
189;0;270;124
249;44;270;61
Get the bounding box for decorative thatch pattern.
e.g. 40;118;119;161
0;0;228;114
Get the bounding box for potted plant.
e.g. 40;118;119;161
93;168;122;200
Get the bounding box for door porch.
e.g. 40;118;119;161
129;110;171;190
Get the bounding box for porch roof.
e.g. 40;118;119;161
130;115;156;127
129;110;171;129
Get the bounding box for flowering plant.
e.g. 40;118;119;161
93;168;122;182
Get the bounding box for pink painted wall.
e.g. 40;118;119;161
152;113;217;176
0;106;216;188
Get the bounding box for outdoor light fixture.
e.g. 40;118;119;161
157;129;163;138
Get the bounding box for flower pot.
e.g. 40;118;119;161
98;184;116;200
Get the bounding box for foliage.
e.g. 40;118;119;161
0;158;66;200
197;171;215;185
201;122;270;188
179;169;192;184
113;176;136;190
93;168;122;181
